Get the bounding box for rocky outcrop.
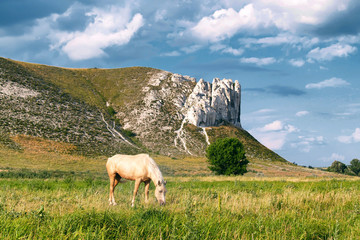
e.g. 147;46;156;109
117;71;242;155
182;78;241;128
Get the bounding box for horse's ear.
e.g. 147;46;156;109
158;180;161;186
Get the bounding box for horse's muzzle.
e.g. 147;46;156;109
159;201;165;206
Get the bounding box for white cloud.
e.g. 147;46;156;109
250;120;298;150
259;120;283;132
240;33;319;49
181;45;202;54
254;0;351;27
221;47;244;56
154;9;167;22
189;1;352;43
307;43;357;62
52;6;144;60
191;4;275;42
209;44;244;56
305;77;350;89
296;111;309;117
319;66;328;70
291;135;324;152
162;51;181;57
210;44;226;52
289;59;305;67
240;57;276;66
338;128;360;144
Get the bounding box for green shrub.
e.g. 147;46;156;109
206;137;248;175
349;159;360;176
327;161;347;174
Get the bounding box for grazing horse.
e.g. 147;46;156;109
106;154;167;207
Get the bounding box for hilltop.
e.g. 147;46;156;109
0;57;287;165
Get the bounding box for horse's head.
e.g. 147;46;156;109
155;180;167;206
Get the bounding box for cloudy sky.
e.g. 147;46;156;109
1;0;360;166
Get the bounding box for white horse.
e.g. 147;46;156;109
106;154;167;207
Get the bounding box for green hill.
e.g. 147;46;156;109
0;57;286;164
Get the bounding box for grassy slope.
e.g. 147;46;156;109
15;60;160;112
0;135;343;178
206;125;287;163
0;58;140;155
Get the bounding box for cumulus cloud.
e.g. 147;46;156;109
305;77;350;89
338;128;360;143
52;5;144;60
191;4;275;42
240;57;276;66
307;43;357;62
189;0;354;43
249;120;298;150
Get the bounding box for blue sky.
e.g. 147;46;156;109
1;0;360;166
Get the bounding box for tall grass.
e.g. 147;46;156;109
0;177;359;239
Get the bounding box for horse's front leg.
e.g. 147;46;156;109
131;179;141;207
144;180;151;203
108;174;116;205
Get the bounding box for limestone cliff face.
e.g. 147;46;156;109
182;78;241;128
116;71;242;155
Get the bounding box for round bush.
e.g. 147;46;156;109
206;137;248;175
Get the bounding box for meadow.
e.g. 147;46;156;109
0;169;359;239
1;140;359;239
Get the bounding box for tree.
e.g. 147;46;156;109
327;160;347;174
206;137;248;175
349;158;360;176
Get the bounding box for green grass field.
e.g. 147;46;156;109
0;175;359;239
1;138;359;239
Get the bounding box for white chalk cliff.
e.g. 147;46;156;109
182;77;241;128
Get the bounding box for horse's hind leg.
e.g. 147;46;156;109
144;180;151;203
108;173;120;205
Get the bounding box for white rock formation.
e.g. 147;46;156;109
182;77;241;128
0;81;39;98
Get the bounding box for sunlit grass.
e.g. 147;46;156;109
0;177;359;239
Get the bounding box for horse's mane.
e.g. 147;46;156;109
148;156;164;182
